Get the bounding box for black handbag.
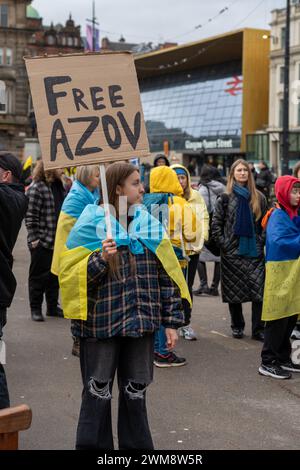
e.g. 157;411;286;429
203;189;228;257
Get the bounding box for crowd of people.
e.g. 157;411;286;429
0;150;299;449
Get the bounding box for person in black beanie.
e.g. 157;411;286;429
153;154;170;167
0;151;28;409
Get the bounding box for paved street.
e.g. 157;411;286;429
3;224;300;450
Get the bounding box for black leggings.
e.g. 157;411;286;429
182;254;199;326
28;245;59;311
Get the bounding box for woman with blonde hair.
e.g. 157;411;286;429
211;159;267;340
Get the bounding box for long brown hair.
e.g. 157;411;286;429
32;160;58;184
171;164;191;200
227;159;262;220
99;162;138;279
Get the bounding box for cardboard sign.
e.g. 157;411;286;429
25;52;150;170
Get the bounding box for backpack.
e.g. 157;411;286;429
204;191;229;257
143;193;171;230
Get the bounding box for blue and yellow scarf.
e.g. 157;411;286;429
59;204;191;320
233;184;257;258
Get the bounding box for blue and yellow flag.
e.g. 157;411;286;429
51;180;99;276
262;209;300;321
59;204;191;320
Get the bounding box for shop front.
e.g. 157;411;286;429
182;137;242;176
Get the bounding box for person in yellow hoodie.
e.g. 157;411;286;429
144;166;198;366
171;164;209;340
146;166;196;263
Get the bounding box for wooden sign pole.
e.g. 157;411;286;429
99;164;112;240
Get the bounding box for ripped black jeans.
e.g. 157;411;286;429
76;334;154;450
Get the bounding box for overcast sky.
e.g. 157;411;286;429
32;0;287;45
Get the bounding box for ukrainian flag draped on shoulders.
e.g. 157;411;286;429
51;180;99;276
59;204;191;321
262;176;300;321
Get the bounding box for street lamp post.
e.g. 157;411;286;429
282;0;290;175
86;1;99;52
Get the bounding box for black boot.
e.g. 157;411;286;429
194;285;210;296
31;309;44;322
46;305;64;317
195;262;210;295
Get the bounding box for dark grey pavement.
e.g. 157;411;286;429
3;225;300;450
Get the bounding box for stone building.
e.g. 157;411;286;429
0;0;32;153
101;35;177;54
0;1;83;155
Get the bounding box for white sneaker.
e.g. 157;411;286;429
179;326;197;341
291;328;300;340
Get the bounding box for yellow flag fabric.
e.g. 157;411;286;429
23;156;32;171
59;205;191;320
262;208;300;321
51;180;99;276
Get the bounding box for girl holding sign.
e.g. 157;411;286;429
59;162;189;449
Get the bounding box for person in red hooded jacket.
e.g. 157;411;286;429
259;176;300;380
291;163;300;340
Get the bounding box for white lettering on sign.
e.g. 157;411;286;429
185;139;233;151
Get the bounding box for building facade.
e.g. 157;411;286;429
0;1;83;155
266;1;300;173
26;7;83;57
135;28;270;176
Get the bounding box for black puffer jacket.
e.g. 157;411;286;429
0;183;28;309
211;192;267;303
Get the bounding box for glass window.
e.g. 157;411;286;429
0;81;6;113
0;5;8;27
5;84;12;113
29;33;36;44
6;48;12;66
67;37;73;47
140;61;242;152
0;48;3;65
